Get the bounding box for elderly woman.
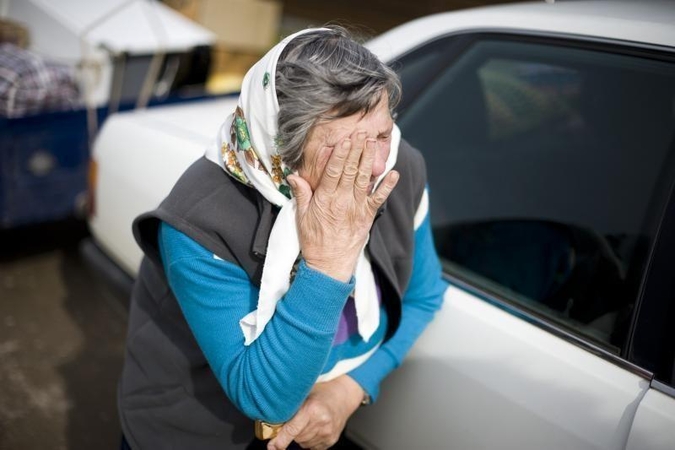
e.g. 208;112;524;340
118;27;448;450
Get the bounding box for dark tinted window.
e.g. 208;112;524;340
398;38;675;352
393;35;471;113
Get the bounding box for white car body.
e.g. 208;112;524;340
90;97;237;275
88;1;675;449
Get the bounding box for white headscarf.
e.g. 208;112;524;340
205;28;401;346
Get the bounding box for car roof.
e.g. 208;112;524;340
368;0;675;62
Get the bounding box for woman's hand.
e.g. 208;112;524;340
288;130;399;282
267;375;365;450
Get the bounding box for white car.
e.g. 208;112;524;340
86;1;675;449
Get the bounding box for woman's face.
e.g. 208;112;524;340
299;92;394;193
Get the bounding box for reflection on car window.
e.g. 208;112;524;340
479;60;581;141
394;35;471;113
397;38;675;353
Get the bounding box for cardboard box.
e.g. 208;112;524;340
206;46;261;94
162;0;201;22
165;0;282;53
210;46;260;73
0;18;30;48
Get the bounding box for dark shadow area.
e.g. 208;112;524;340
0;219;128;449
57;237;128;450
0;218;89;262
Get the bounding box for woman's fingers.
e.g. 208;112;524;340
355;139;376;197
317;138;351;194
317;130;375;197
267;411;310;450
368;170;399;212
287;174;312;217
337;131;366;194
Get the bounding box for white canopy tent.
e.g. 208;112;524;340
2;0;216;108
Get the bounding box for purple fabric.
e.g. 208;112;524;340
333;281;382;345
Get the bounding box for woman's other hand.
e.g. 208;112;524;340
267;375;365;450
288;130;399;282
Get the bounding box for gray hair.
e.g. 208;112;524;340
275;26;402;170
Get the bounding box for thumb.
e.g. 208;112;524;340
267;411;309;450
287;174;312;217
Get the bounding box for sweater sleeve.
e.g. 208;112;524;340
158;221;354;423
348;188;449;400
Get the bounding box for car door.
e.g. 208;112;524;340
348;32;675;449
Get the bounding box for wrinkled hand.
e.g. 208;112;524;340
288;130;399;282
267;375;365;450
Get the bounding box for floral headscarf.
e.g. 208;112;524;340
205;28;401;346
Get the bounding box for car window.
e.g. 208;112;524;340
393;35;472;114
397;37;675;353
